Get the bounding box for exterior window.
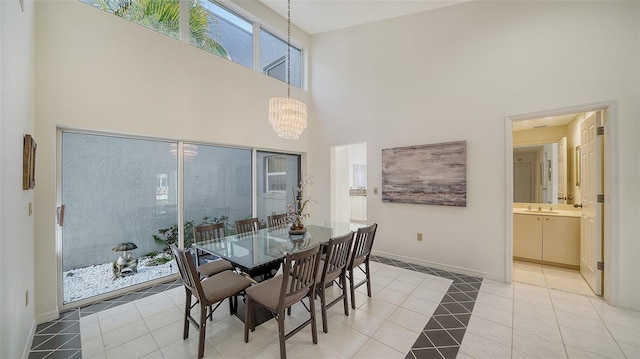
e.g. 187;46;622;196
260;28;302;88
80;0;303;87
195;0;253;68
266;156;287;192
256;151;300;222
83;0;183;39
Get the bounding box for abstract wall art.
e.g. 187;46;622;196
382;140;466;207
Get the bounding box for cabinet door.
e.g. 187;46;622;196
542;216;580;266
514;214;543;260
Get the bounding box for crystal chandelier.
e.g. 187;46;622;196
269;0;307;139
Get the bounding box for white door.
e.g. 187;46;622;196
557;137;567;204
580;111;603;295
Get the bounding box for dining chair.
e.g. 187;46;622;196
244;245;322;359
267;213;288;228
170;244;252;359
235;217;259;235
346;223;378;309
193;223;233;278
316;231;354;333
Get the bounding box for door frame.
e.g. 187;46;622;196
504;100;617;303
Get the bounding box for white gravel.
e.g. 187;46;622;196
63;256;177;304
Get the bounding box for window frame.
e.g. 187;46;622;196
80;0;305;89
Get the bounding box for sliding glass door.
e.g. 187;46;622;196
183;144;252;238
60;132;300;306
61;132;178;304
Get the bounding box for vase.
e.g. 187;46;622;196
289;226;306;235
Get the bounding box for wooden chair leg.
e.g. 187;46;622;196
277;309;287;359
309;291;318;344
183;290;191;340
244;298;252;343
365;260;372;297
349;268;357;309
319;286;328;333
198;301;207;359
341;273;349;316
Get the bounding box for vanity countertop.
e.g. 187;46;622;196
513;207;581;218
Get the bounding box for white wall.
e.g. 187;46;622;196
1;0;36;357
310;1;640;309
34;0;311;321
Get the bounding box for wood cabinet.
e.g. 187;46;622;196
514;215;543;260
513;214;580;266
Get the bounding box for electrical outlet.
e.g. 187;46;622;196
28;203;32;216
417;232;423;241
373;187;378;194
25;290;29;306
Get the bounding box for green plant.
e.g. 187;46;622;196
97;0;231;59
286;176;316;229
152;215;228;253
144;252;174;266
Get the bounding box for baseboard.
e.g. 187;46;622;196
372;250;504;282
22;319;36;359
36;309;59;325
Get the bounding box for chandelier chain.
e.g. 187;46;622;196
287;0;291;99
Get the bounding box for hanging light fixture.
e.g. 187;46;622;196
269;0;307;139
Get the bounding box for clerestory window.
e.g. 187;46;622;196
81;0;303;88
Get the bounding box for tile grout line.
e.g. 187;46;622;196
31;259;477;359
372;255;483;359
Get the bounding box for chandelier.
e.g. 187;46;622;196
268;0;307;139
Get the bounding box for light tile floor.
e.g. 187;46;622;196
29;259;640;358
77;259;459;359
457;260;640;358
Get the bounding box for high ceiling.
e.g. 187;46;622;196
259;0;471;34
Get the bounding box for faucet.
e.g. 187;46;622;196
549;206;554;212
538;206;542;211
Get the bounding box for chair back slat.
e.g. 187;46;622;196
235;218;259;235
194;223;226;257
170;244;205;301
348;223;378;268
194;223;225;243
321;232;354;283
267;213;288;228
280;245;322;303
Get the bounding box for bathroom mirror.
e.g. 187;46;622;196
513;139;568;204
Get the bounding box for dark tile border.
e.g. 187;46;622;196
29;258;481;359
374;255;484;359
28;279;181;359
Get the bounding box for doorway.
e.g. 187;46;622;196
506;104;611;298
331;143;368;229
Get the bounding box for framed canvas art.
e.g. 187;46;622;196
23;134;37;190
382;140;466;207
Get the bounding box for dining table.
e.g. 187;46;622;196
193;221;353;325
193;221;353;281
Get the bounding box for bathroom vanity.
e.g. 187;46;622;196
513;207;580;268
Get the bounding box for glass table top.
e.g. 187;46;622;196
193;222;353;271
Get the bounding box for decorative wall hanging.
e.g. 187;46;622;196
382;140;466;207
23;134;37;190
